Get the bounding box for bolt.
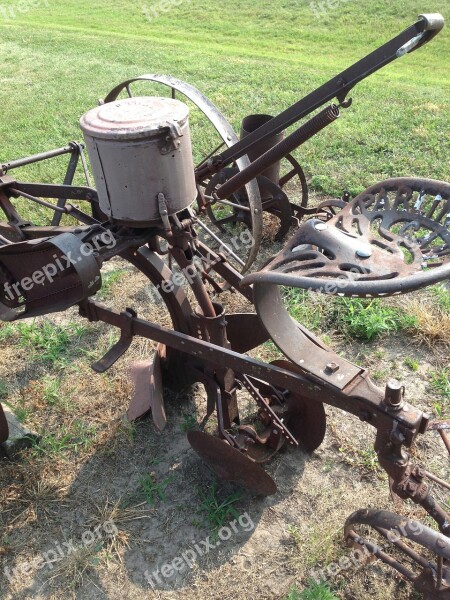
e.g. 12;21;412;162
437;539;447;549
407;482;416;494
385;379;404;408
415;467;425;480
356;246;373;258
325;362;340;374
272;429;278;435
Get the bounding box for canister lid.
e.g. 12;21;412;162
79;96;189;140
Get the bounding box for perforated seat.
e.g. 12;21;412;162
243;178;450;297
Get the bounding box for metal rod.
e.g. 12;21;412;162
423;469;450;491
437;555;444;591
373;527;430;570
1;145;75;173
0;234;12;246
79;146;92;187
205;196;251;213
9;188;67;213
196;141;226;169
349;531;416;581
439;429;450;455
193;218;245;267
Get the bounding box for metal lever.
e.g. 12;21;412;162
91;308;136;373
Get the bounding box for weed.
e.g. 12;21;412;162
180;412;197;432
0;323;16;342
287;524;303;548
285;580;339;600
371;368;389;383
5;400;30;423
338;437;384;478
197;482;242;538
15;320;87;365
404;357;419;372
46;541;104;587
331;298;417;341
283;288;327;331
429;368;450;417
430;284;450;315
140;473;174;506
33;420;98;456
403;297;450;345
40;375;70;407
87;498;153;558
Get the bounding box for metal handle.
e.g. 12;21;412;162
419;13;445;32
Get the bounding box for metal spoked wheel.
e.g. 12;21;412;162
205;154;309;242
103;75;263;273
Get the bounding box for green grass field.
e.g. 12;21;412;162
0;0;448;205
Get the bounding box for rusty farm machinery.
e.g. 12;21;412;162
0;13;449;598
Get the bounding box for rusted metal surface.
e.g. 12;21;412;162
345;509;450;596
244;178;450;297
268;360;327;453
0;14;447;597
240;114;285;199
81;97;197;227
216;104;340;200
128;344;167;430
187;431;277;496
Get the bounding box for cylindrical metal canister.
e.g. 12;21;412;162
79;96;197;227
240;114;285;200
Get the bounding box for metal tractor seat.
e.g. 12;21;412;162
244;178;450;297
243;178;450;369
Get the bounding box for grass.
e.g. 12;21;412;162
9;320;88;365
32;420;98;456
196;482;243;539
180;411;198;432
0;3;448;599
98;269;128;298
404;357;419;372
45;541;104;588
430;284;450;315
284;290;417;341
330;298;416;341
139;473;174;506
429;368;450;417
285;582;339;600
